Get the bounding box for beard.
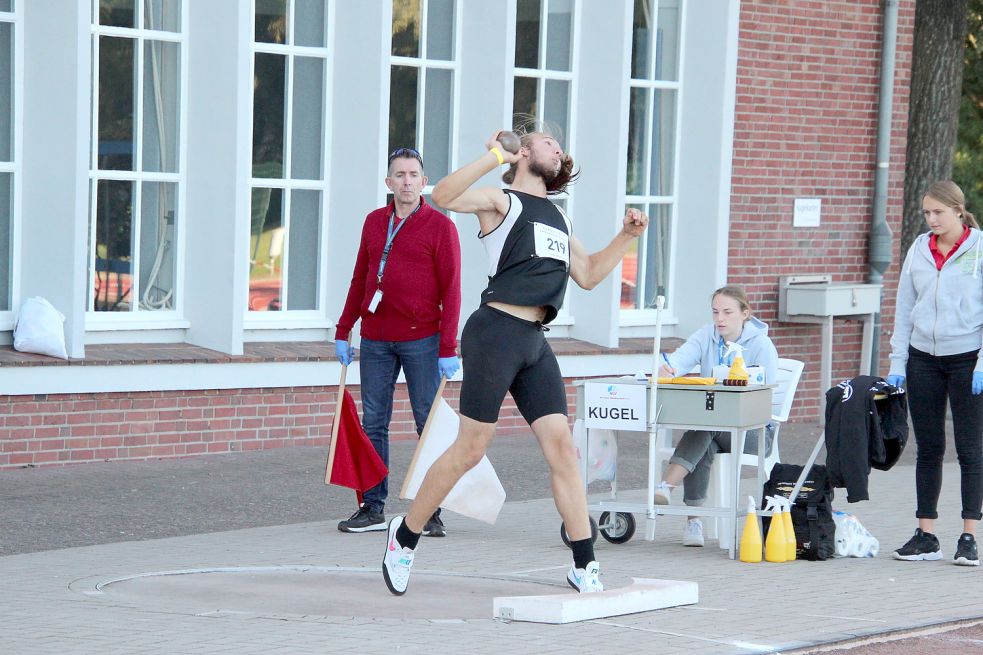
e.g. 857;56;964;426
528;154;560;184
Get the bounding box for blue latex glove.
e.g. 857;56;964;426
885;375;905;389
438;356;460;380
334;339;354;366
973;372;983;396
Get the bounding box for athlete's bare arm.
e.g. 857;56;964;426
569;207;648;290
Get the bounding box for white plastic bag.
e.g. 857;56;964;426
573;419;618;484
832;510;879;558
13;297;68;359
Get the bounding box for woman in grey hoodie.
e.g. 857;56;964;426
653;285;778;547
889;180;982;567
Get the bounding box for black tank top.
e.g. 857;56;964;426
478;190;571;324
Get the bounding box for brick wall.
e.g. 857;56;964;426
0;380;588;469
730;0;915;420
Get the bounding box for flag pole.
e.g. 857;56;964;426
324;363;348;485
399;376;447;499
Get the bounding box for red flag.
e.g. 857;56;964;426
324;390;388;504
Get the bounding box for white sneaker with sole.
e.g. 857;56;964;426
682;518;705;547
566;561;603;593
382;516;416;595
654;482;673;505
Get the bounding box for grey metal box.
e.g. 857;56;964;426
655;384;773;428
785;283;881;317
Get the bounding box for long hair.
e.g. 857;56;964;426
501;117;580;195
925;180;978;229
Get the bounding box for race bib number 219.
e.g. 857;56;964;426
532;222;569;265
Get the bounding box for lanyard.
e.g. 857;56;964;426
376;202;422;284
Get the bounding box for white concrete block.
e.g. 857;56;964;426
493;578;698;624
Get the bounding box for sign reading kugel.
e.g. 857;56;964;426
584;382;647;431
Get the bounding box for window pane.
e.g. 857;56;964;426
249;187;283;311
93;180;134;312
543;79;568;142
144;0;181;32
294;0;326;47
655;0;681;82
643;203;671;307
252;53;286;178
426;0;454;60
625;86;647;195
100;0;135;28
255;0;287;44
545;0;572;71
0;2;12;12
139;182;177;311
142;40;180;173
514;0;540;68
0;22;11;161
423;68;452;181
631;0;651;79
389;65;418;154
286;189;321;310
98;37;135;171
620;203;643;309
512;76;537;127
392;0;420;58
649;89;675;196
0;173;10;310
291;57;324;180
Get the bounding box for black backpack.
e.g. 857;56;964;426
762;463;836;561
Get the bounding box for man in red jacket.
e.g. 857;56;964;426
334;148;462;536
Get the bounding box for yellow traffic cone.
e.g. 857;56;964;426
740;496;762;563
765;496;787;563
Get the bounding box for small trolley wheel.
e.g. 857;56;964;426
560;516;599;547
599;511;636;544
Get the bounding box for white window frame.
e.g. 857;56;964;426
620;0;685;326
385;0;462;199
245;0;335;328
0;2;21;329
87;0;189;330
510;0;580;326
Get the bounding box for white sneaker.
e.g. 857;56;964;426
382;516;416;595
654;482;673;505
682;518;705;547
567;561;604;593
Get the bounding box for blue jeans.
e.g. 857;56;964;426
359;334;440;513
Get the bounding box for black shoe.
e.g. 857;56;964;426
954;533;980;566
422;511;446;538
338;505;386;533
892;528;942;561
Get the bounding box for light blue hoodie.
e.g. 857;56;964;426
666;316;778;384
889;228;983;376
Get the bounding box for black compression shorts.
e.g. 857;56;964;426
459;304;568;424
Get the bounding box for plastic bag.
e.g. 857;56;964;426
13;297;68;359
572;419;618;483
832;510;879;558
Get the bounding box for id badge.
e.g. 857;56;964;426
368;289;383;313
532;222;569;264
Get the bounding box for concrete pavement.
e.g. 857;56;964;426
1;424;981;654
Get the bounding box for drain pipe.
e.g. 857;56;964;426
868;0;900;374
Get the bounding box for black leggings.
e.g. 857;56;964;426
906;347;983;521
458;305;567;424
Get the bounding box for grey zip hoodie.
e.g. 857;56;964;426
889;228;983;377
666;316;778;384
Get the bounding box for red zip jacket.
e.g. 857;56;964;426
335;199;461;357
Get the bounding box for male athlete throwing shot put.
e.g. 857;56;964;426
381;127;648;595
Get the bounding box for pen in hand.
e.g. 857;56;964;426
660;352;676;377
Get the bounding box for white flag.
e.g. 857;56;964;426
400;395;506;525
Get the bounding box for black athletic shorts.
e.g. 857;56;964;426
459;304;568;424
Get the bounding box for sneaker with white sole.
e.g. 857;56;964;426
892;528;942;561
654;482;673;505
954;533;979;566
682;518;705;547
338;504;386;533
382;516;416;595
566;561;603;593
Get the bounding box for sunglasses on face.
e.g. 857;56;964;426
388;147;423;166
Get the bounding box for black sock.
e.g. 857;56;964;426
570;538;595;570
396;519;421;550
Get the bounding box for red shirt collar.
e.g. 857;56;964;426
929;225;971;270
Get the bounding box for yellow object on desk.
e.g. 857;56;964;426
656;376;717;385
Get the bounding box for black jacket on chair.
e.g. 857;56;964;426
824;375;908;502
